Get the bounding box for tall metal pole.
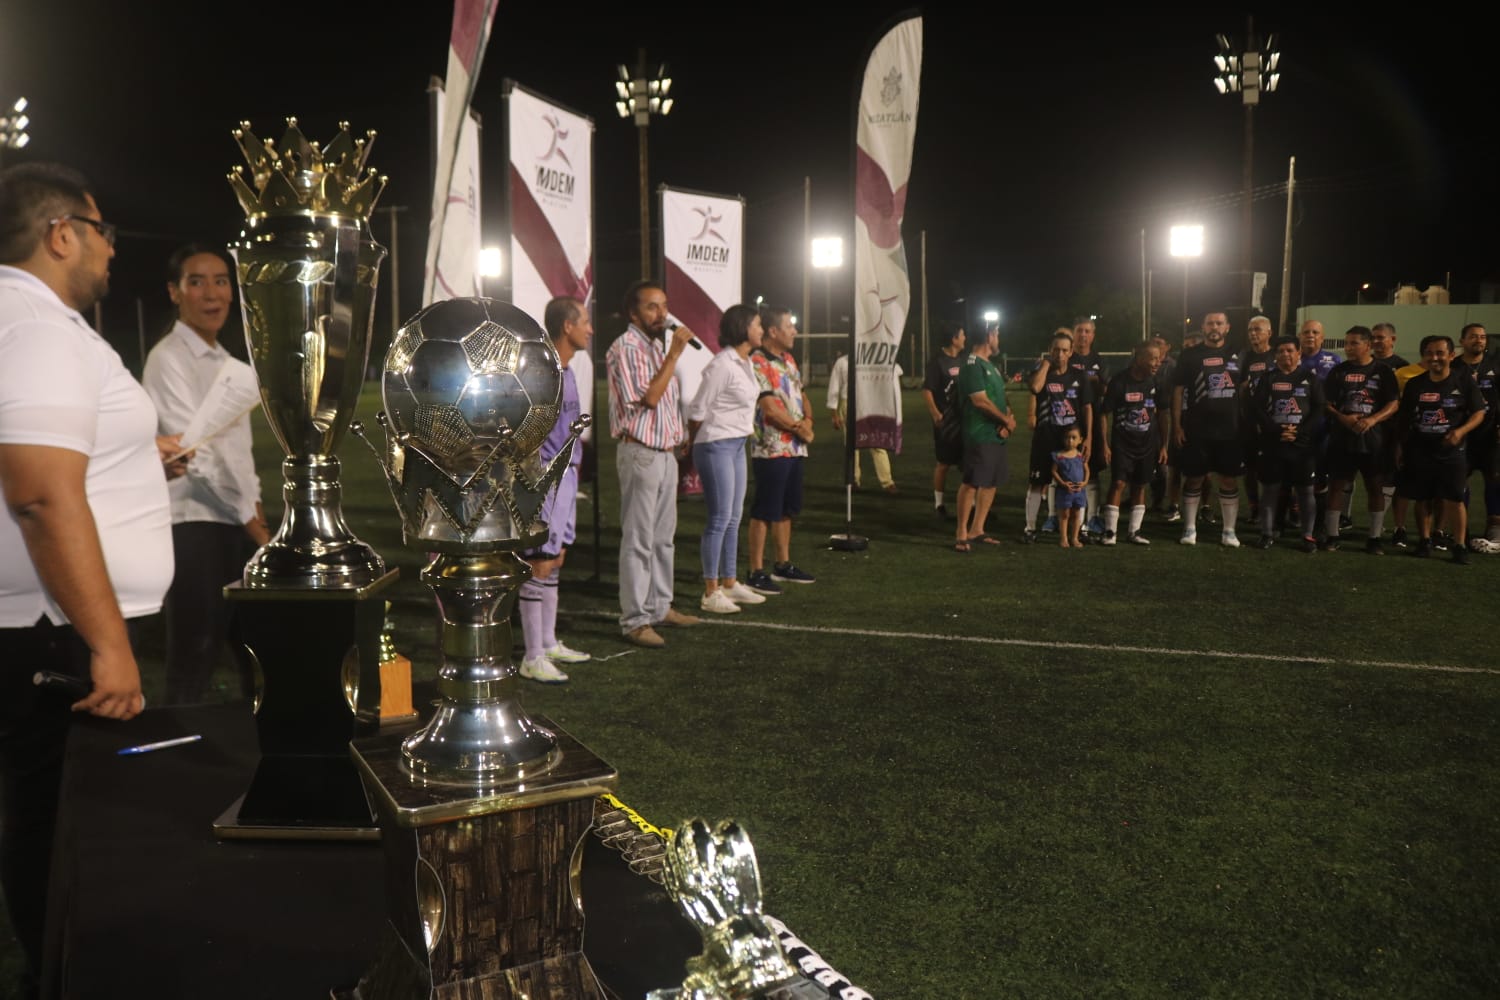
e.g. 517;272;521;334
1139;228;1148;341
380;204;405;339
637;122;650;279
919;229;928;376
1277;156;1296;337
1240;15;1255;308
802;176;811;371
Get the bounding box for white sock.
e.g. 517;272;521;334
1047;487;1057;518
934;490;944;508
1025;489;1043;530
1085;482;1100;520
1183;492;1201;528
1130;504;1147;535
1103;504;1120;535
540;575;559;649
519;578;546;660
1219;492;1239;531
1325;509;1342;539
1369;508;1387;538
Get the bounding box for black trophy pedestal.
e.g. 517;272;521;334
215;570;399;840
340;716;618;999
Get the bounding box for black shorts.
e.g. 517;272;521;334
750;457;803;521
1258;445;1316;486
934;425;964;466
962;441;1009;489
1327;448;1386;483
1111;449;1159;488
1179;436;1244;478
1028;425;1072;483
1397;452;1467;503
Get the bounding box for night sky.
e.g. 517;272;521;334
2;4;1494;362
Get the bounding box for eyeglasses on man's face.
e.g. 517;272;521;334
50;214;117;247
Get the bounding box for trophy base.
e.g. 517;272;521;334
243;538;388;590
220;571;399;840
343;717;617;998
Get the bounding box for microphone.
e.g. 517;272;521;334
667;321;703;350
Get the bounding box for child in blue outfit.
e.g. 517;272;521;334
1051;426;1089;548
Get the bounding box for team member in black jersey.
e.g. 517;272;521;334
1070;316;1108;535
1171;310;1244;546
1097;341;1167;545
1023;330;1092;542
1253;337;1327;551
1322;326;1400;553
1238;314;1276;523
1395;335;1487;563
922;323;967;519
1452;323;1500;551
1371;322;1409;370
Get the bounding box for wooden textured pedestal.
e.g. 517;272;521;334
214;570;398;840
341;717;618;999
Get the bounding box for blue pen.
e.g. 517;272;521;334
117;734;202;756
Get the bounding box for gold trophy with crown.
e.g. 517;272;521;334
228;117;387;589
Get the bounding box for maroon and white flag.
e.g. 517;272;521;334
423;0;497;305
853;15;922;453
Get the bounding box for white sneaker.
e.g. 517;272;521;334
1101;531;1117;546
1179;529;1198;546
545;642;592;664
519;655;568;684
723;581;767;604
1128;533;1151;545
699;590;741;614
1220;530;1241;549
1468;536;1500;554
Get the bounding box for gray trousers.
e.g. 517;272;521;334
617;441;679;632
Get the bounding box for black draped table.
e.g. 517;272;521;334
38;703;708;999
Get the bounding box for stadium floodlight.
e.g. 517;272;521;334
614;52;675;278
0;96;31;164
982;309;1000;326
478;246;504;279
1170;224;1205;326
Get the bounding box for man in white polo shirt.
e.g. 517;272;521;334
143;244;269;705
0;162;176;996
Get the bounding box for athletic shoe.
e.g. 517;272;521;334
1258;534;1275;550
545;642;591;664
1432;533;1452;552
1086;515;1105;535
1101;530;1117;546
935;505;949;520
1414;538;1433;558
658;608;703;627
1301;536;1318;553
772;562;816;584
746;570;782;595
625;625;666;648
700;590;741;615
520;655;569;684
1339;513;1354;531
1469;537;1500;554
1365;537;1385;556
1452;545;1470;566
1021;528;1038;545
1179;529;1197;546
1391;527;1409;548
1220;530;1241;549
1041;516;1059;533
724;581;767;604
1128;532;1151;545
1166;505;1182;523
1320;536;1341;552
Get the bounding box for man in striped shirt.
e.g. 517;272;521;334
605;280;702;648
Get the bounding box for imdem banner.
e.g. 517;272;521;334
853;14;922;453
505;82;594;433
660;186;744;355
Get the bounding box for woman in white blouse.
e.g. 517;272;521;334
687;305;769;614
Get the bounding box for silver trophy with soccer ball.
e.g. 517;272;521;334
355;297;588;784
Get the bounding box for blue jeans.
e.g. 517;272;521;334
693;436;747;580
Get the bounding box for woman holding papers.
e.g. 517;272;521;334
142;244;267;705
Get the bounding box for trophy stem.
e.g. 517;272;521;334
400;550;558;783
244;455;385;589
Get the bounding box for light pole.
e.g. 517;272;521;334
1213;23;1280;309
1170;224;1205;329
811;235;843;337
1356;282;1370;305
615;52;673;280
0;97;30;167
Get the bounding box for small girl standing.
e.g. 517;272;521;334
1051;426;1089;548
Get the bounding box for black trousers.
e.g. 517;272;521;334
0;617;137;998
164;521;254;706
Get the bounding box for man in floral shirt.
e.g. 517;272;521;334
745;306;816;594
